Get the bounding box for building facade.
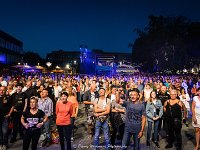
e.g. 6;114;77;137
0;30;23;64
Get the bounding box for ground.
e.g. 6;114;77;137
8;104;196;150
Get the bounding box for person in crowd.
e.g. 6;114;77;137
67;87;79;141
38;88;53;147
163;89;186;150
93;88;111;150
36;84;45;98
56;92;73;150
146;91;163;148
21;96;48;150
23;80;37;106
179;88;190;120
110;90;126;149
182;79;188;94
53;80;62;101
191;84;197;98
0;86;14;150
157;85;171;135
83;84;98;138
120;88;146;150
0;76;7;87
192;87;200;150
10;82;27;143
143;84;153;103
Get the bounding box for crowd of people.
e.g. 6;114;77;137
0;73;200;150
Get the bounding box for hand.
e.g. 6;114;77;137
94;113;99;117
138;131;143;138
156;116;160;120
193;117;197;125
152;117;157;120
23;123;29;129
4;114;10;118
36;122;44;128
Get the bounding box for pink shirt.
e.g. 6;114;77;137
56;101;73;125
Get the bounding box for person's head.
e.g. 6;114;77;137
129;88;140;102
145;84;151;89
26;80;32;88
0;86;5;96
161;86;167;94
98;88;106;97
90;84;96;92
36;79;41;86
40;88;48;98
111;85;117;95
197;87;200;97
181;88;186;95
30;96;38;109
150;91;157;102
170;89;178;100
60;92;69;103
155;84;160;90
16;82;23;93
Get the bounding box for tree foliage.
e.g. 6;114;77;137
132;15;200;72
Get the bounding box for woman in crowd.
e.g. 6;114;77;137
179;88;190;119
110;89;126;149
67;87;79;141
56;92;73;150
21;96;48;150
146;91;163;148
192;88;200;150
164;89;186;150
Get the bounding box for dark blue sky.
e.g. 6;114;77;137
0;0;200;58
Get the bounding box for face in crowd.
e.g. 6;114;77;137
60;92;68;103
161;86;167;94
30;97;38;109
129;91;139;102
170;89;178;100
40;89;48;98
98;88;106;97
90;84;97;92
150;91;157;99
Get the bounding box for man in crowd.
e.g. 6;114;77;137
83;84;98;138
38;88;53;147
0;86;14;150
93;88;111;150
10;82;27;143
157;85;170;136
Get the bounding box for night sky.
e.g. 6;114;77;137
0;0;200;58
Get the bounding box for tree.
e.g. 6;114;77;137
132;15;200;72
23;51;44;65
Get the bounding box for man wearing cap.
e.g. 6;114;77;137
10;82;28;143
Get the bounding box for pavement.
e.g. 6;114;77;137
8;104;196;150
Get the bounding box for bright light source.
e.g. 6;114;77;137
46;62;52;67
66;64;69;69
74;60;77;64
18;62;20;65
56;65;60;69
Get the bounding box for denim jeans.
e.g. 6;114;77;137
94;120;110;150
0;118;9;146
122;129;140;150
42;117;51;142
147;120;159;142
